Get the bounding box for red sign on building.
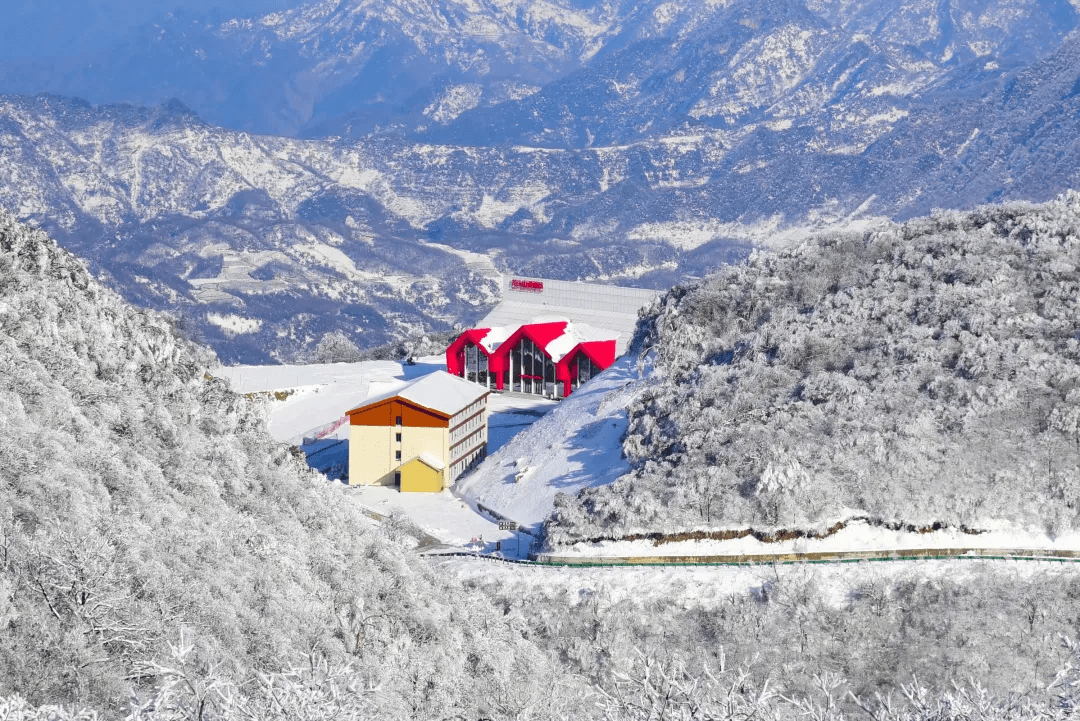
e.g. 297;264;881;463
510;279;544;293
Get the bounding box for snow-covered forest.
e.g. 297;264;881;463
549;193;1080;545
11;205;1080;719
0;212;573;718
459;557;1080;713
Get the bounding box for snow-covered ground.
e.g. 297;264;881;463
541;517;1080;559
215;357;440;443
435;554;1080;613
454;355;644;532
348;485;534;558
485;394;558;451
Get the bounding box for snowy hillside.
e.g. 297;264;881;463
0;95;513;363
455;356;644;531
0;212;572;717
537;194;1080;545
10;208;1080;721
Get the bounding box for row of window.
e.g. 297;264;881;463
450;397;486;428
459;341;605;397
450;426;486;462
387;424;484;464
512;337;557;383
451;410;485;445
463;344;488;375
571;353;604;389
450;445;486;481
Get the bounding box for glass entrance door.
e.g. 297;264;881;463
508;337;554;395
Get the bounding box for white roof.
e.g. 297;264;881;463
545;322;619;362
469;319;619;363
479;277;661;355
414;452;446;471
351;370;488;417
474;324;517;354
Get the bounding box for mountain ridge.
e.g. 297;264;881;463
3;0;1080;362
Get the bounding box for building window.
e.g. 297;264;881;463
463;342;493;387
395;450;401;461
507;336;554;395
395;415;402;426
396;433;402;442
571;352;604;391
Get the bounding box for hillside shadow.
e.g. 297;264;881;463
301;438;349;482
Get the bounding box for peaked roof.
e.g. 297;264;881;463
410;452;447;471
489;319;618;364
456;325;517;355
542;320;619;362
348;370;489;417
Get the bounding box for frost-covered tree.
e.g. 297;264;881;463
550;192;1080;544
0;213;575;718
313;330;363;363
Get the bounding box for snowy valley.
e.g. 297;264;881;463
7;0;1080;718
9;205;1080;719
233;194;1080;565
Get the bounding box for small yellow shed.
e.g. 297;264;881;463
399;452;446;493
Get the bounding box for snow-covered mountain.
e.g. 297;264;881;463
433;0;1076;146
0;93;738;363
3;0;1080;363
0;95;514;363
2;0;1074;141
546;193;1080;545
0;0;619;137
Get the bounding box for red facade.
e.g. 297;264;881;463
347;398;449;428
446;321;617;397
445;328;495;377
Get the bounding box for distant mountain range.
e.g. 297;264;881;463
4;0;1076;141
0;0;617;137
1;0;1080;363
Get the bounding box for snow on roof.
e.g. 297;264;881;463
462;319;619;362
415;452;446;471
349;370;489;417
544;322;619;362
480;276;660;355
475;324;517;354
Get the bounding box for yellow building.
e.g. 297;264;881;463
346;371;489;491
399;453;446;493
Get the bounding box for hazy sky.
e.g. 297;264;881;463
2;0;297;59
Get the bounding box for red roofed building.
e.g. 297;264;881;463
446;319;617;398
447;276;660;398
